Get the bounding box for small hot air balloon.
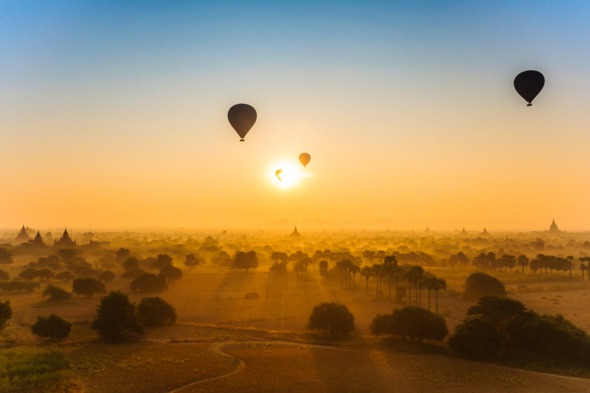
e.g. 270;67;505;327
228;104;257;141
299;153;311;168
514;70;545;106
275;169;283;181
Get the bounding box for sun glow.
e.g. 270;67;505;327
269;160;304;189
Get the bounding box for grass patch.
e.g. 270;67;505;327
0;347;80;393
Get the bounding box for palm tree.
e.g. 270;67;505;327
361;266;371;294
434;277;446;313
421;272;436;310
383;255;398;301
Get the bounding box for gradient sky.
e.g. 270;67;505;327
1;1;590;230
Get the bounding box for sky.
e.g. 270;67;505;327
1;0;590;231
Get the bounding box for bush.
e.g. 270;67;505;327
371;306;448;343
130;273;168;293
98;270;116;283
137;297;177;326
159;265;182;281
72;277;106;298
463;272;506;300
122;268;147;280
91;291;143;341
244;291;260;299
370;314;395;336
448;316;501;359
308;302;354;336
43;285;71;301
31;314;71;340
0;300;11;330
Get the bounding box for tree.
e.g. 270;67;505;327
211;251;232;266
448;316;501;359
137;297;177;326
130;273;168;293
0;270;9;281
0;300;11;330
159;265;183;281
233;251;258;272
92;291;143;341
123;257;140;271
98;270;116;283
0;248;13;265
122;268;147;280
308;302;354;336
372;306;448;343
153;254;173;269
517;255;529;274
43;285;72;301
72;277;106;298
31;314;71;340
319;260;329;280
184;254;203;268
463;272;506;300
116;248;130;263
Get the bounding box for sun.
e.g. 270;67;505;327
269;160;303;189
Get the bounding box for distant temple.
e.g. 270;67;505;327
482;228;489;236
30;231;45;247
290;226;301;238
54;228;77;247
549;219;560;233
14;225;31;244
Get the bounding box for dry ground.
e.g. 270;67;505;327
4;266;590;392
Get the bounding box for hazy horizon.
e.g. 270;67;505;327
2;1;590;231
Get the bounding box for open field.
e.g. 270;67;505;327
3;229;590;391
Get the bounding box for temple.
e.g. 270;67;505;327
54;228;77;248
290;226;301;238
548;219;560;233
14;225;31;244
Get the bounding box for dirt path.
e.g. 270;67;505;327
165;340;590;393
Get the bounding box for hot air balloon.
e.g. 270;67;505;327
514;70;545;106
228;104;257;141
275;169;283;181
299;153;311;168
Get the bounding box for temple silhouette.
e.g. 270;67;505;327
548;219;560;233
54;228;77;248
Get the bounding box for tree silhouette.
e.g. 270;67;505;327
72;278;106;298
92;291;143;341
308;302;354;336
31;314;71;340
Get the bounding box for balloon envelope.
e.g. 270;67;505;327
514;70;544;106
275;169;283;181
228;104;257;141
299;153;311;168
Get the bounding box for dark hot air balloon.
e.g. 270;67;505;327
275;169;283;181
299;153;311;168
514;70;545;106
228;104;257;141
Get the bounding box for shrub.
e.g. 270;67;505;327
0;300;11;330
448;316;501;359
72;277;106;298
137;297;177;326
308;302;354;336
31;314;71;340
370;314;395;336
98;270;116;283
159;265;182;281
122;268;147;281
371;306;448;343
463;272;506;300
130;273;168;293
43;285;72;301
244;291;260;299
91;291;143;341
